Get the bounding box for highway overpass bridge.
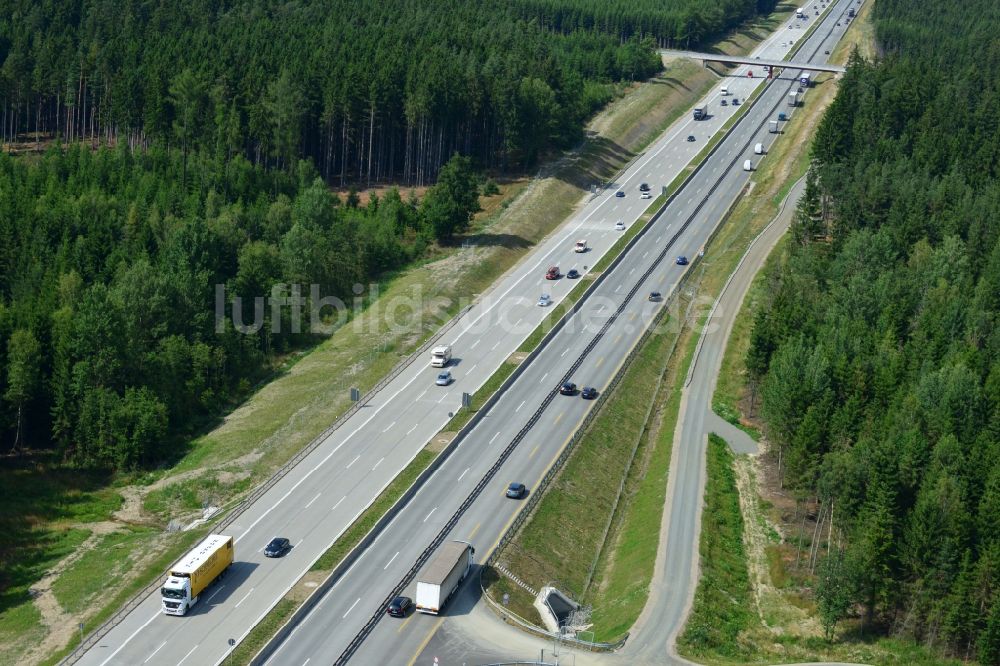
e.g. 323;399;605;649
660;49;846;74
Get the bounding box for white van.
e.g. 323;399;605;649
720;85;729;96
574;239;587;253
743;159;753;172
754;143;764;155
430;345;452;367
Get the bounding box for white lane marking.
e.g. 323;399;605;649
642;251;648;258
206;584;226;602
343;598;360;618
302;660;311;666
470;338;480;348
144;642;166;664
489;431;500;444
176;645;199;666
437;392;448;404
417;389;427;400
407;424;417;435
346;455;360;469
304;492;321;509
382;421;396;432
384;551;399;570
234;588;254;608
331;496;346;511
372;457;385;470
539;372;548;384
97;611;158;666
295;538;304;547
561;348;569;357
615;285;623;293
424;507;438;523
458;467;470;481
492;340;502;350
516;400;526;412
655;236;661;242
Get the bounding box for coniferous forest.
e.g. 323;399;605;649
748;0;1000;659
0;0;774;186
0;0;786;469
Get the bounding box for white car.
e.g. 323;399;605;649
614;220;626;230
537;294;551;307
640;192;651;199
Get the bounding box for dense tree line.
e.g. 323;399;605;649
747;0;1000;659
509;0;779;48
0;145;480;468
0;0;671;185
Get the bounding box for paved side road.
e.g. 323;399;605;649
413;179;864;666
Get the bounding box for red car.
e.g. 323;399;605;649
545;266;560;279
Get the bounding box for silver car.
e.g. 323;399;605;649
435;370;453;386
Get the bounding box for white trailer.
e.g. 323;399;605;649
769;120;780;134
788;91;800;107
415;541;475;614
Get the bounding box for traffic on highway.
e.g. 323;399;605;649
71;0;855;663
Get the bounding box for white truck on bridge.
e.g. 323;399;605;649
415;541;474;614
161;534;234;615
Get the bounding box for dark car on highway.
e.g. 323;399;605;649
506;483;527;499
639;183;650;192
581;387;598;400
615;190;625;197
264;537;290;558
648;292;662;301
386;596;412;617
676;256;689;266
559;382;577;396
566;269;581;279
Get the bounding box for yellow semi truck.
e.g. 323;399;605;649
161;534;234;615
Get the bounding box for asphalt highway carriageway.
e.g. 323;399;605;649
260;1;857;663
73;2;850;664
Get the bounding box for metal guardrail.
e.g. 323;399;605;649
61;302;472;665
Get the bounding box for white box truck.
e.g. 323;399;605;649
788;91;799;107
743;159;753;172
574;239;587;253
161;534;234;615
430;345;452;367
693;104;708;121
769;120;780;133
754;142;765;155
720;85;729;96
415;541;474;614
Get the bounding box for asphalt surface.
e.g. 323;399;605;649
73;1;853;664
258;0;857;664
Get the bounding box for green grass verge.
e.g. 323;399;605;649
40;529;205;666
677;435;754;659
228;598;297;666
485;309;682;625
51;527;159;615
585;316;702;640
